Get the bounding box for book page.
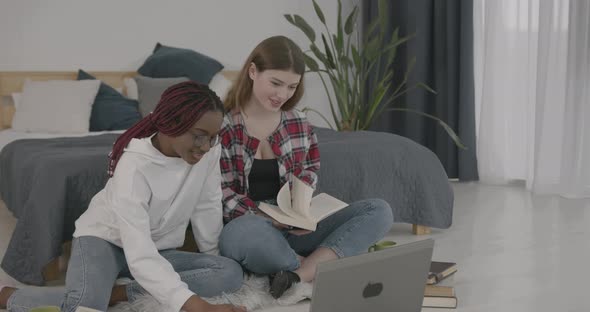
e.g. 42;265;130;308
291;177;313;219
275;181;301;219
258;202;317;231
308;193;348;222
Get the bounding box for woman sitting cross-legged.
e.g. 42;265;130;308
218;36;394;299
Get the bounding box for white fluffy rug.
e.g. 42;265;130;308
108;276;313;312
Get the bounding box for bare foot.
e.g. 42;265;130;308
0;286;17;309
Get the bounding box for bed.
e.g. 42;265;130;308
0;71;453;285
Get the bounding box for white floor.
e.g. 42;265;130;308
2;182;589;311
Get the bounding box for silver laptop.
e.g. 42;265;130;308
310;239;434;312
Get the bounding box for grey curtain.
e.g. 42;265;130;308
363;0;478;181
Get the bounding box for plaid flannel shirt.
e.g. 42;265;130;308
219;109;320;222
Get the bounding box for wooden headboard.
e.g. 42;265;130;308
0;71;238;129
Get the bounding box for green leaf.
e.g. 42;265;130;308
366;18;380;38
364;84;389;128
294;14;316;42
349;77;360;117
381;70;394;86
386;46;398;68
364;37;381;61
388;108;467;149
344;6;358;35
417;82;436;94
337;0;343;31
351;45;361;69
303;53;320;71
310;43;329;66
312;0;326;25
406;56;416;74
361;59;378;84
330;76;348;116
337;0;344;54
388;56;415;96
284;14;296;26
331;34;343;56
439;122;467;149
401;56;416;81
340;55;353;68
322;34;336;69
391;28;400;43
384;32;413;53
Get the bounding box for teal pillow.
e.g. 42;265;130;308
138;43;223;84
77;70;141;131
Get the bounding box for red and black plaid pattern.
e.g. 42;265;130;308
219;109;320;222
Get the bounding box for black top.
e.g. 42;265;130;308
248;158;281;201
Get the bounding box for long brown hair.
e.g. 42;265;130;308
108;81;223;176
224;36;306;112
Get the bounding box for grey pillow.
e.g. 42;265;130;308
135;75;189;116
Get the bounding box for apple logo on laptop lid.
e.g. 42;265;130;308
362;282;383;298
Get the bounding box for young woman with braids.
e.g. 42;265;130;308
218;36;394;299
0;82;246;312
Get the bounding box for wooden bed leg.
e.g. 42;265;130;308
412;224;431;235
42;258;62;282
42;241;72;283
60;241;72;271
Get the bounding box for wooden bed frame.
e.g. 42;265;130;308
0;70;431;283
0;71;239;129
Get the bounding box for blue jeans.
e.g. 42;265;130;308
7;236;243;312
219;199;394;274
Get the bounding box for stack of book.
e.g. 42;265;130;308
422;261;458;309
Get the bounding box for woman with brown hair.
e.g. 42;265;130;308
218;35;394;299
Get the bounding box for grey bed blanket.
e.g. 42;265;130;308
314;128;453;229
0;134;118;285
0;129;452;285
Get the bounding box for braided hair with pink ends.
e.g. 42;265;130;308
107;81;223;176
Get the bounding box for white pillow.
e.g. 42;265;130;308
12;88;123;109
208;72;233;102
124;77;138;100
12;80;101;133
11;92;22;110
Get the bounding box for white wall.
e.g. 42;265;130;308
0;0;360;127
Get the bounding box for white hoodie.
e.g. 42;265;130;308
74;136;223;312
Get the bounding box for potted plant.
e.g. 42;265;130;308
285;0;464;148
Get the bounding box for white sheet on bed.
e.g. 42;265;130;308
0;129;124;152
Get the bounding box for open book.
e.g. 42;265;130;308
258;177;348;231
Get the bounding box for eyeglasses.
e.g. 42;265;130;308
194;134;220;148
